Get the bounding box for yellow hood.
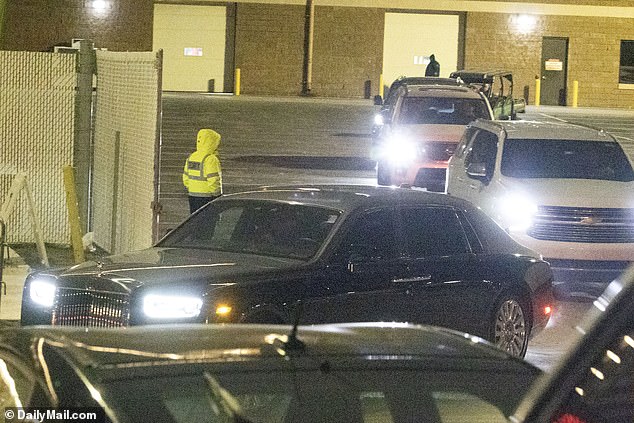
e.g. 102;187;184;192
196;129;221;154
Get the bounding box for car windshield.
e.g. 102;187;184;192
158;199;342;260
501;139;634;181
399;97;490;125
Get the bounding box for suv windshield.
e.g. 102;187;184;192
159;200;342;260
501;139;634;181
399;97;490;125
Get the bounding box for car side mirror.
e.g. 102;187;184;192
466;162;488;180
373;95;384;106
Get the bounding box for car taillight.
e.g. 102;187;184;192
544;305;553;315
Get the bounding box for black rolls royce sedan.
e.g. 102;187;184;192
21;185;553;357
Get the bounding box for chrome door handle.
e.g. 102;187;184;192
392;275;432;284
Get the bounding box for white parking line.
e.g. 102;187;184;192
538;113;568;122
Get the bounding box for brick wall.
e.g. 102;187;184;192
234;3;305;96
0;0;153;51
312;6;384;98
465;12;634;108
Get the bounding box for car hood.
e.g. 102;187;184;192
398;124;466;143
54;247;305;287
499;177;634;208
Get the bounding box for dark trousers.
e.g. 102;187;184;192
188;195;218;214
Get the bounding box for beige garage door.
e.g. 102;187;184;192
153;4;226;92
382;13;459;85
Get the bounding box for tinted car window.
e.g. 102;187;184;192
159;200;342;260
500;139;634;181
464;130;498;170
398;97;490;125
338;209;399;260
104;367;530;423
399;207;470;257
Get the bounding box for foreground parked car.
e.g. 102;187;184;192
511;264;634;423
0;322;542;422
446;120;634;298
21;185;553;357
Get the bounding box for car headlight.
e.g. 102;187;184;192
373;113;384;126
143;294;204;319
499;194;538;232
380;137;418;166
29;279;57;307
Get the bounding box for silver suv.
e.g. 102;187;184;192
446;119;634;298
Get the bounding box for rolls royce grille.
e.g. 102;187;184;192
52;288;130;327
528;206;634;243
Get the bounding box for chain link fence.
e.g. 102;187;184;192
0;51;76;244
92;51;162;254
0;48;162;255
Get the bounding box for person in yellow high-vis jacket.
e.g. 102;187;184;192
183;129;222;213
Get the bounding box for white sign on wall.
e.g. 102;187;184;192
545;59;563;71
184;48;203;57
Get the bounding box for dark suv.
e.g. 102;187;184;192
21;185;553;357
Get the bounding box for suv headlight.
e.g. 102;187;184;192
29;278;57;307
380;136;418;166
143;294;204;319
499;194;538;232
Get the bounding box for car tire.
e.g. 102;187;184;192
377;161;392;186
489;293;530;358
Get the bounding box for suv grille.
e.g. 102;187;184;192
52;288;130;327
528;206;634;243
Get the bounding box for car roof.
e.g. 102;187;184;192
470;119;617;142
389;76;462;88
450;70;513;83
401;84;484;99
217;184;475;211
1;322;527;369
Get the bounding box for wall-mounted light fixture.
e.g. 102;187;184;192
90;0;111;16
512;14;537;34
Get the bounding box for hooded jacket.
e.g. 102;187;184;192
183;129;222;197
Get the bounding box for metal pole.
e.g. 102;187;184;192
74;40;96;233
572;80;579;107
152;50;164;244
300;0;314;96
534;77;541;107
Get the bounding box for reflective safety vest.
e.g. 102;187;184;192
183;152;222;197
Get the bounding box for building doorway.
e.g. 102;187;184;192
540;37;569;106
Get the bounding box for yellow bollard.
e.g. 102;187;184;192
63;166;86;264
234;68;241;96
572;80;579;107
534;77;541;107
379;74;384;98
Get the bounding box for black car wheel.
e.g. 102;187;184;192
491;295;529;358
377;161;392;186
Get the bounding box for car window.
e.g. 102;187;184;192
464;130;498;178
398;207;470;257
454;127;479;159
159;200;342;260
500;139;634;182
397;97;490;125
337;209;399;260
104;367;532;423
550;327;634;423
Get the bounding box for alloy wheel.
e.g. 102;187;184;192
494;298;528;357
